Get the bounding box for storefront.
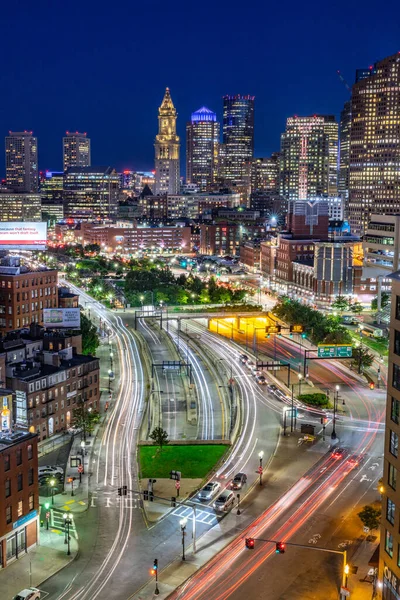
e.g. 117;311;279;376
0;510;38;568
383;564;400;600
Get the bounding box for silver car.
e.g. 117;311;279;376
213;490;235;512
198;481;220;502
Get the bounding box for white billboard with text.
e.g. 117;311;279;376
43;308;81;329
0;222;47;250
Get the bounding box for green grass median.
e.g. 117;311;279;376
139;444;229;479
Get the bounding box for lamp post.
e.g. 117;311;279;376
258;450;264;486
236;493;241;515
108;369;112;393
49;478;56;505
180;517;187;561
63;513;72;555
44;502;50;530
298;372;303;396
331;385;340;440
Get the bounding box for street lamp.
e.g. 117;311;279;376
258;450;264;486
108;369;113;393
332;385;340;440
49;478;56;505
180;517;187;561
63;513;72;556
298;373;303;396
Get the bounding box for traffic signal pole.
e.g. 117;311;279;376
245;536;348;599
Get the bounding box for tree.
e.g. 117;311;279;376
348;301;363;314
72;404;101;438
84;243;101;255
358;505;381;532
351;345;374;374
80;313;100;356
149;426;169;451
323;327;352;345
371;292;390;311
331;295;349;313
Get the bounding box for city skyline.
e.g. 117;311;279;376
2;1;400;174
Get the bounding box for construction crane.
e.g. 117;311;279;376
336;70;351;94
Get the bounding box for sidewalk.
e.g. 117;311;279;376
0;526;78;599
131;432;329;599
347;535;380;600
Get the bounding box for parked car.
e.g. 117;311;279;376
256;375;266;385
198;481;221;502
213;490;235;513
67;426;82;436
13;588;41;600
38;465;64;476
230;472;247;490
246;361;255;370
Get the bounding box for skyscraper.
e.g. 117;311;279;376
154;88;180;195
5;131;38;192
63;166;119;219
338;100;351;211
250;154;280;195
280;115;338;202
63;132;91;171
222;95;255;199
348;53;400;235
186;107;220;191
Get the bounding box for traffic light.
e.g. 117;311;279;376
369;382;375;390
275;541;286;554
143;490;149;501
245;537;255;549
171;496;176;507
118;485;127;496
289;333;293;338
153;559;158;571
44;502;50;510
266;333;270;339
301;333;307;339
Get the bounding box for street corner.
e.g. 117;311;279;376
140;478;203;523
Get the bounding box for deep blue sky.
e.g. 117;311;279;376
2;0;400;174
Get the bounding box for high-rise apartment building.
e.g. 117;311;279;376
186;107;220;191
222;95;255;199
348;53;400;235
380;272;400;599
5;132;38;193
280;115;338;201
0;192;41;222
63;166;119;219
63;132;91;171
338;100;351;211
251;154;280;194
154;88;180;195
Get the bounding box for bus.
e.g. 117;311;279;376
359;324;385;338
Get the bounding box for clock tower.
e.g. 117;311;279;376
154;88;180;195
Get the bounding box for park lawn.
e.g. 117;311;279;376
349;331;389;357
139;444;229;479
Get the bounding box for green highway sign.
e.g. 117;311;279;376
317;345;353;359
317;346;336;358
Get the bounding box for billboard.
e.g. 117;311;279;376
0;222;47;250
43;308;81;329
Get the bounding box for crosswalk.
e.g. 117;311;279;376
50;510;78;539
171;505;217;526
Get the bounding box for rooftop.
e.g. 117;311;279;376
0;430;37;452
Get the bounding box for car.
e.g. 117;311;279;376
331;447;348;459
267;384;278;392
347;453;365;467
67;426;82;435
239;354;248;363
13;588;41;600
213;490;235;513
256;375;266;384
230;472;247;490
246;361;254;370
38;465;64;476
198;481;221;501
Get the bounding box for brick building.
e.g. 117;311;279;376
0;258;58;333
240;240;261;272
0;431;39;567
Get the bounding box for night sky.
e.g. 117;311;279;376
2;0;400;174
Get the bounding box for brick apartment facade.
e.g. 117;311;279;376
0;263;58;333
0;431;39;567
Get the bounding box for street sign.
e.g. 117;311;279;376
363;526;370;534
266;325;281;334
78;465;84;474
45;511;50;520
340;587;350;597
317;345;353;358
257;466;263;474
175;481;181;490
290;324;304;333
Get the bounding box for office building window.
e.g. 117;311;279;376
16;449;22;465
28;468;34;486
392;397;400;425
396;295;400;320
17;473;23;492
386;530;394;557
390;431;399;458
389;463;397;490
6;505;11;524
5;478;10;497
395;331;400;356
17;500;23;517
4;454;10;471
27;444;33;460
29;493;34;511
387;498;395;525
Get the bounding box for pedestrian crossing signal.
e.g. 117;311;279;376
245;538;255;549
275;541;286;554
